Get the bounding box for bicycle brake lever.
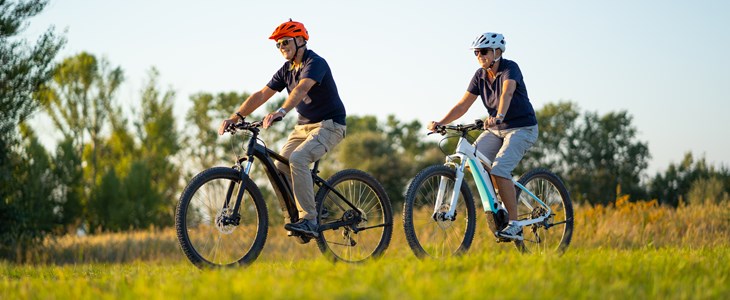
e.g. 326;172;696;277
226;123;238;134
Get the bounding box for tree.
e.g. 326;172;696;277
518;102;649;204
0;0;65;135
38;52;123;184
564;111;650;204
687;176;729;205
0;0;65;259
648;153;730;206
0;125;58;258
87;68;180;231
519;101;580;175
135;68;180;204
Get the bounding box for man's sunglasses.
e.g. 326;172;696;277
276;38;294;49
473;48;494;56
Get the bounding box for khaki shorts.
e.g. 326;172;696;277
474;125;538;179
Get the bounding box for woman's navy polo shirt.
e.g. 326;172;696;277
467;58;537;129
267;50;346;125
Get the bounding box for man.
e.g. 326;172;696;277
427;32;538;240
218;19;346;240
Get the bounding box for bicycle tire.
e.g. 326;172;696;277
175;167;268;268
513;168;573;254
403;164;476;259
314;169;393;263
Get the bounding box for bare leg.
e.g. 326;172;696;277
494;176;517;221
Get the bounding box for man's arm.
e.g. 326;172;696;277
217;86;277;135
263;78;317;128
231;86;278;120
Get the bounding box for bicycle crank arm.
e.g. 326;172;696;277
319;221;391;233
318;220;356;232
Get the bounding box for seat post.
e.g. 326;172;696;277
311;160;320;175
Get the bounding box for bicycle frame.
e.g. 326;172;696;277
224;126;364;231
436;134;552;229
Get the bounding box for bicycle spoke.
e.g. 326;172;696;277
317;170;391;263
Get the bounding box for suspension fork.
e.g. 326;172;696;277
433;158;466;220
222;139;258;224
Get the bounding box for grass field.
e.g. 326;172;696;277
2;200;729;299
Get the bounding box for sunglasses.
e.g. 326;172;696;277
275;38;294;49
473;48;494;56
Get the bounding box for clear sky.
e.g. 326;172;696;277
22;0;730;175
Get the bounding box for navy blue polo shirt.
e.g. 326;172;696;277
267;50;346;125
467;58;537;129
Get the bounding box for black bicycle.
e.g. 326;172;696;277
175;119;393;268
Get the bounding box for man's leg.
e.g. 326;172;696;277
285;120;345;236
275;126;308;224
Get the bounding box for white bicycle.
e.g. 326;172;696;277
403;120;574;258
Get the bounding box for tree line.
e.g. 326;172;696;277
2;0;729;260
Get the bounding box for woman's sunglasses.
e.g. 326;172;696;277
276;38;294;49
473;48;494;56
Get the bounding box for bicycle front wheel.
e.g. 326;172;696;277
175;167;268;268
514;168;573;254
315;169;393;263
403;165;476;259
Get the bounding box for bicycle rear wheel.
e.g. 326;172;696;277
514;168;573;254
175;167;268;268
403;165;476;259
315;169;392;263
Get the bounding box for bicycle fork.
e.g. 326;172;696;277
219;157;256;227
433;160;467;222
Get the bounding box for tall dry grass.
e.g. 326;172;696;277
16;199;730;264
574;196;730;249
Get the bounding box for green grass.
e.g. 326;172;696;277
2;246;729;299
2;201;729;299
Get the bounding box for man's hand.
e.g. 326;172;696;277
218;118;237;135
263;111;285;129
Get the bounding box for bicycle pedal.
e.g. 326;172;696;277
292;234;312;244
493;231;516;243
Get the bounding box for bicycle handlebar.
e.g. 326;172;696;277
225;116;283;134
428;119;484;136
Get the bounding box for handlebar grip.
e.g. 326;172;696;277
271;116;283;123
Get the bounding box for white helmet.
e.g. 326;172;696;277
470;32;505;52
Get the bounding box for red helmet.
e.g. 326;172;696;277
269;19;309;41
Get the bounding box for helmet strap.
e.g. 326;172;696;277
289;39;307;64
488;52;502;69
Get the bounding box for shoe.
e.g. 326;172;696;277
284;219;319;237
496;221;524;241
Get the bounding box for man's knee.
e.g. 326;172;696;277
289;150;311;168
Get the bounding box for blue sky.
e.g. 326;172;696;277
22;0;730;174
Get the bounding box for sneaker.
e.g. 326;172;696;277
284;219;319;237
496;221;524;241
